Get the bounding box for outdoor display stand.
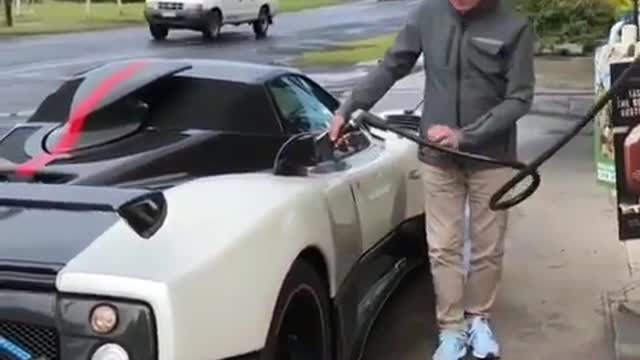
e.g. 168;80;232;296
609;58;640;239
594;2;640;188
593;2;640;240
594;29;639;187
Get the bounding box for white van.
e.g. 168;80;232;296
144;0;279;40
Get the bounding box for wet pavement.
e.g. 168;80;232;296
0;0;419;114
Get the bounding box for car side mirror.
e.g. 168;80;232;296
273;133;319;176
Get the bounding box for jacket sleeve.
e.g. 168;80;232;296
335;9;423;118
459;22;536;150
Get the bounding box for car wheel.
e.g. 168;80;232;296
203;10;222;41
261;259;333;360
149;24;169;40
252;6;270;39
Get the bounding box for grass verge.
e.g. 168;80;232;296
280;0;343;12
0;0;344;36
0;1;144;35
298;33;395;67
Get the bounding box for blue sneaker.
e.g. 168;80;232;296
433;329;467;360
467;316;500;359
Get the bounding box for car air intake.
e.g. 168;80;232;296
0;171;75;184
0;126;40;163
0;320;59;360
383;114;421;132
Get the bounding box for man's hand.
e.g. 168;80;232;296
329;113;347;143
427;125;463;149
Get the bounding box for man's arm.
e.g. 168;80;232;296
335;10;423;119
458;23;536;150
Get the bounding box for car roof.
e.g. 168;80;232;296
80;57;302;85
181;58;301;83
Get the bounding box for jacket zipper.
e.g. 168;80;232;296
445;25;454;65
456;19;467;128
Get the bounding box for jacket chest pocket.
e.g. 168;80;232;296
465;36;506;76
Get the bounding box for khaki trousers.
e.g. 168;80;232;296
421;162;511;331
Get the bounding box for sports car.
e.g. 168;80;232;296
0;58;428;360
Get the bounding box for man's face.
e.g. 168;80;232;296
449;0;483;13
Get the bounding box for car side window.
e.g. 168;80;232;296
268;75;334;134
296;76;340;113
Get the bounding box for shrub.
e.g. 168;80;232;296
510;0;618;51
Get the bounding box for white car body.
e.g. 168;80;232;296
0;58;428;360
57;126;425;359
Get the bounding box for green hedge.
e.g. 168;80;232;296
46;0;145;3
510;0;617;52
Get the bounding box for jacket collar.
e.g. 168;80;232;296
447;0;498;21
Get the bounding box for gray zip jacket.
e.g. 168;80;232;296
337;0;536;169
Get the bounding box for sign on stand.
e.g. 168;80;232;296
611;60;640;240
594;46;625;187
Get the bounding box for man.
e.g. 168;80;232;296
329;0;535;359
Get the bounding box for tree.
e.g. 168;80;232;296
3;0;12;27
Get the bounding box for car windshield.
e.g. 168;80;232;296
29;75;281;152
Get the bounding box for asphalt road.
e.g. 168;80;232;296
0;0;419;115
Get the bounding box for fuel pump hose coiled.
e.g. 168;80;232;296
350;52;640;210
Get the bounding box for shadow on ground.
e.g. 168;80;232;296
143;29;266;48
362;268;484;360
362;267;441;360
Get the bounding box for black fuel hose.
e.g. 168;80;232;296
348;52;640;210
349;110;542;209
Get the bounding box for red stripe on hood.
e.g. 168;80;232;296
16;60;149;178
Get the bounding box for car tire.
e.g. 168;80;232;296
203;10;222;41
252;6;270;39
149;24;169;40
261;258;333;360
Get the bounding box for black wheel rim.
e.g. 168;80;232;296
257;10;268;32
275;286;327;360
209;14;220;37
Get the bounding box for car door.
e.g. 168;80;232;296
241;0;260;20
227;0;255;21
266;74;411;253
220;0;242;22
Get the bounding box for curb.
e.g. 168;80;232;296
606;282;640;360
529;95;594;119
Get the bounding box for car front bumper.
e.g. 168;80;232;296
0;289;157;360
144;7;208;29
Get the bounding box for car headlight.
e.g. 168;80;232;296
56;296;157;360
90;304;119;334
91;343;130;360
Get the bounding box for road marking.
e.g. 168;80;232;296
0;73;73;81
0;54;152;77
308;69;369;81
0;110;35;118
